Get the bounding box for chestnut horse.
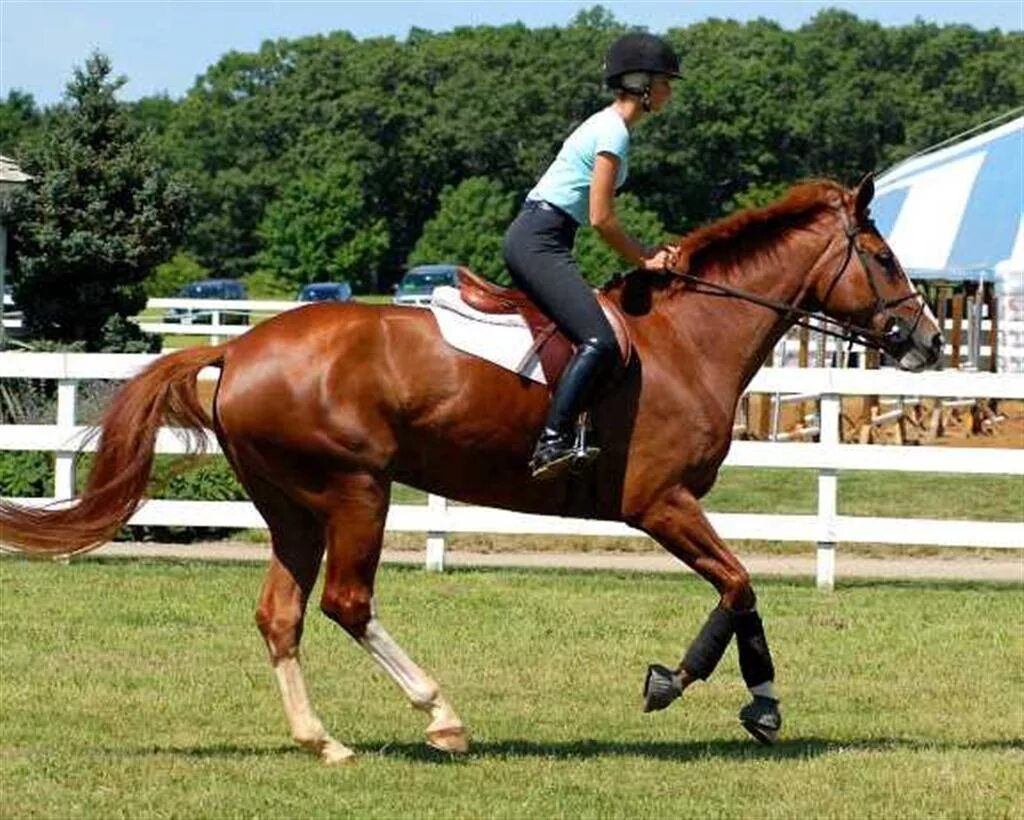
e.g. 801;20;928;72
1;176;942;762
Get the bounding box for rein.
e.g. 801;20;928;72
664;211;926;354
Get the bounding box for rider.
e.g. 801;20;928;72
503;32;680;479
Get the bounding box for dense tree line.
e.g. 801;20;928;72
2;7;1021;346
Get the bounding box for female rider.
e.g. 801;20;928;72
503;32;680;479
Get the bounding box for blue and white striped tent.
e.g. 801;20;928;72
873;115;1023;284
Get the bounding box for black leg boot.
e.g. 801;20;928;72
530;340;615;479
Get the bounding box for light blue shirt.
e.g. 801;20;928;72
526;107;630;226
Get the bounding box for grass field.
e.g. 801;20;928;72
1;559;1021;819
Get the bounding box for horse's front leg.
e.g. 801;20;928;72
637;486;782;744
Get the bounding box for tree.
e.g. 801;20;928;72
126;94;177;137
407;177;517;283
255;160;388;293
144;252;209;297
0;90;41;154
9;53;191;350
159;38;319;278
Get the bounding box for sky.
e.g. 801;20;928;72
1;0;1022;106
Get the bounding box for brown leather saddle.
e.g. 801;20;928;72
455;266;633;387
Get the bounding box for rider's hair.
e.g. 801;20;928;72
614;71;653;95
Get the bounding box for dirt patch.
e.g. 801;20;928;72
81;541;1023;583
768;397;1024;447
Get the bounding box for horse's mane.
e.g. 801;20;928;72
603;179;846;304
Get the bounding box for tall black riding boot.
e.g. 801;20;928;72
530;340;615;479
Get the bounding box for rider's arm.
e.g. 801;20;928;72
590;153;670;271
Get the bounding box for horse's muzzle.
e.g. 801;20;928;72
897;329;944;372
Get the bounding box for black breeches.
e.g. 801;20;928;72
502;203;617;354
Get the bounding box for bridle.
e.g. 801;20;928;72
666;206;929;356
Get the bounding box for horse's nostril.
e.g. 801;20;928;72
931;333;944;352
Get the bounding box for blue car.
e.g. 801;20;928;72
297;281;354;303
164;279;249;325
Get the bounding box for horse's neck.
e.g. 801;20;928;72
658;232;827;394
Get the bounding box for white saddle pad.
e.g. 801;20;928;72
429;286;546;384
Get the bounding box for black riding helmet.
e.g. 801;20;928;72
603;32;681;90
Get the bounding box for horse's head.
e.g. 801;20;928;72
812;174;944;371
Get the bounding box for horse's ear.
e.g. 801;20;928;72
853;172;875;217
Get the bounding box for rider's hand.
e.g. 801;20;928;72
641;247;674;273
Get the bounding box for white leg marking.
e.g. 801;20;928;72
358;618;468;752
274;654;356;764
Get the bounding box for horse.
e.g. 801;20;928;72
0;175;943;763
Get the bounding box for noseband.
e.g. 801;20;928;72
667;207;928;355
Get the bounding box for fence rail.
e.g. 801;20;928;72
1;352;1022;589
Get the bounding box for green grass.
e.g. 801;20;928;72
235;468;1024;556
1;559;1021;819
390;468;1024;520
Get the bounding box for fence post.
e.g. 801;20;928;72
55;379;77;500
425;493;448;572
211;309;222;345
816;392;840;591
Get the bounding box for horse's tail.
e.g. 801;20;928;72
0;345;225;557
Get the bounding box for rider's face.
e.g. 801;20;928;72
648;76;673;112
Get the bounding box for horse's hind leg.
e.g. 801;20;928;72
638;486;781;744
247;474;356;764
318;472;469;754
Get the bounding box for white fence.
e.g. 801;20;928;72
1;352;1022;590
136;297;303;344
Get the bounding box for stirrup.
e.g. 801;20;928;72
569;412;600;472
529;415;600;480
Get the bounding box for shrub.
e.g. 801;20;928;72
0;450;52;496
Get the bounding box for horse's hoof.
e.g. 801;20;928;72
739;696;782;745
643;663;683;712
320;738;357;765
426;725;469;754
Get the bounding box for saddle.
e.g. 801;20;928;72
456;266;632;387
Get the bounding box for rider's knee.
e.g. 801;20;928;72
580;334;618;363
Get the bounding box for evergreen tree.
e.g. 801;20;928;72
9;53;191;350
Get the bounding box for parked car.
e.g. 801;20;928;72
164;279;249;325
392;264;459;307
297;281;353;303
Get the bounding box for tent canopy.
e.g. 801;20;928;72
873;116;1023;283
